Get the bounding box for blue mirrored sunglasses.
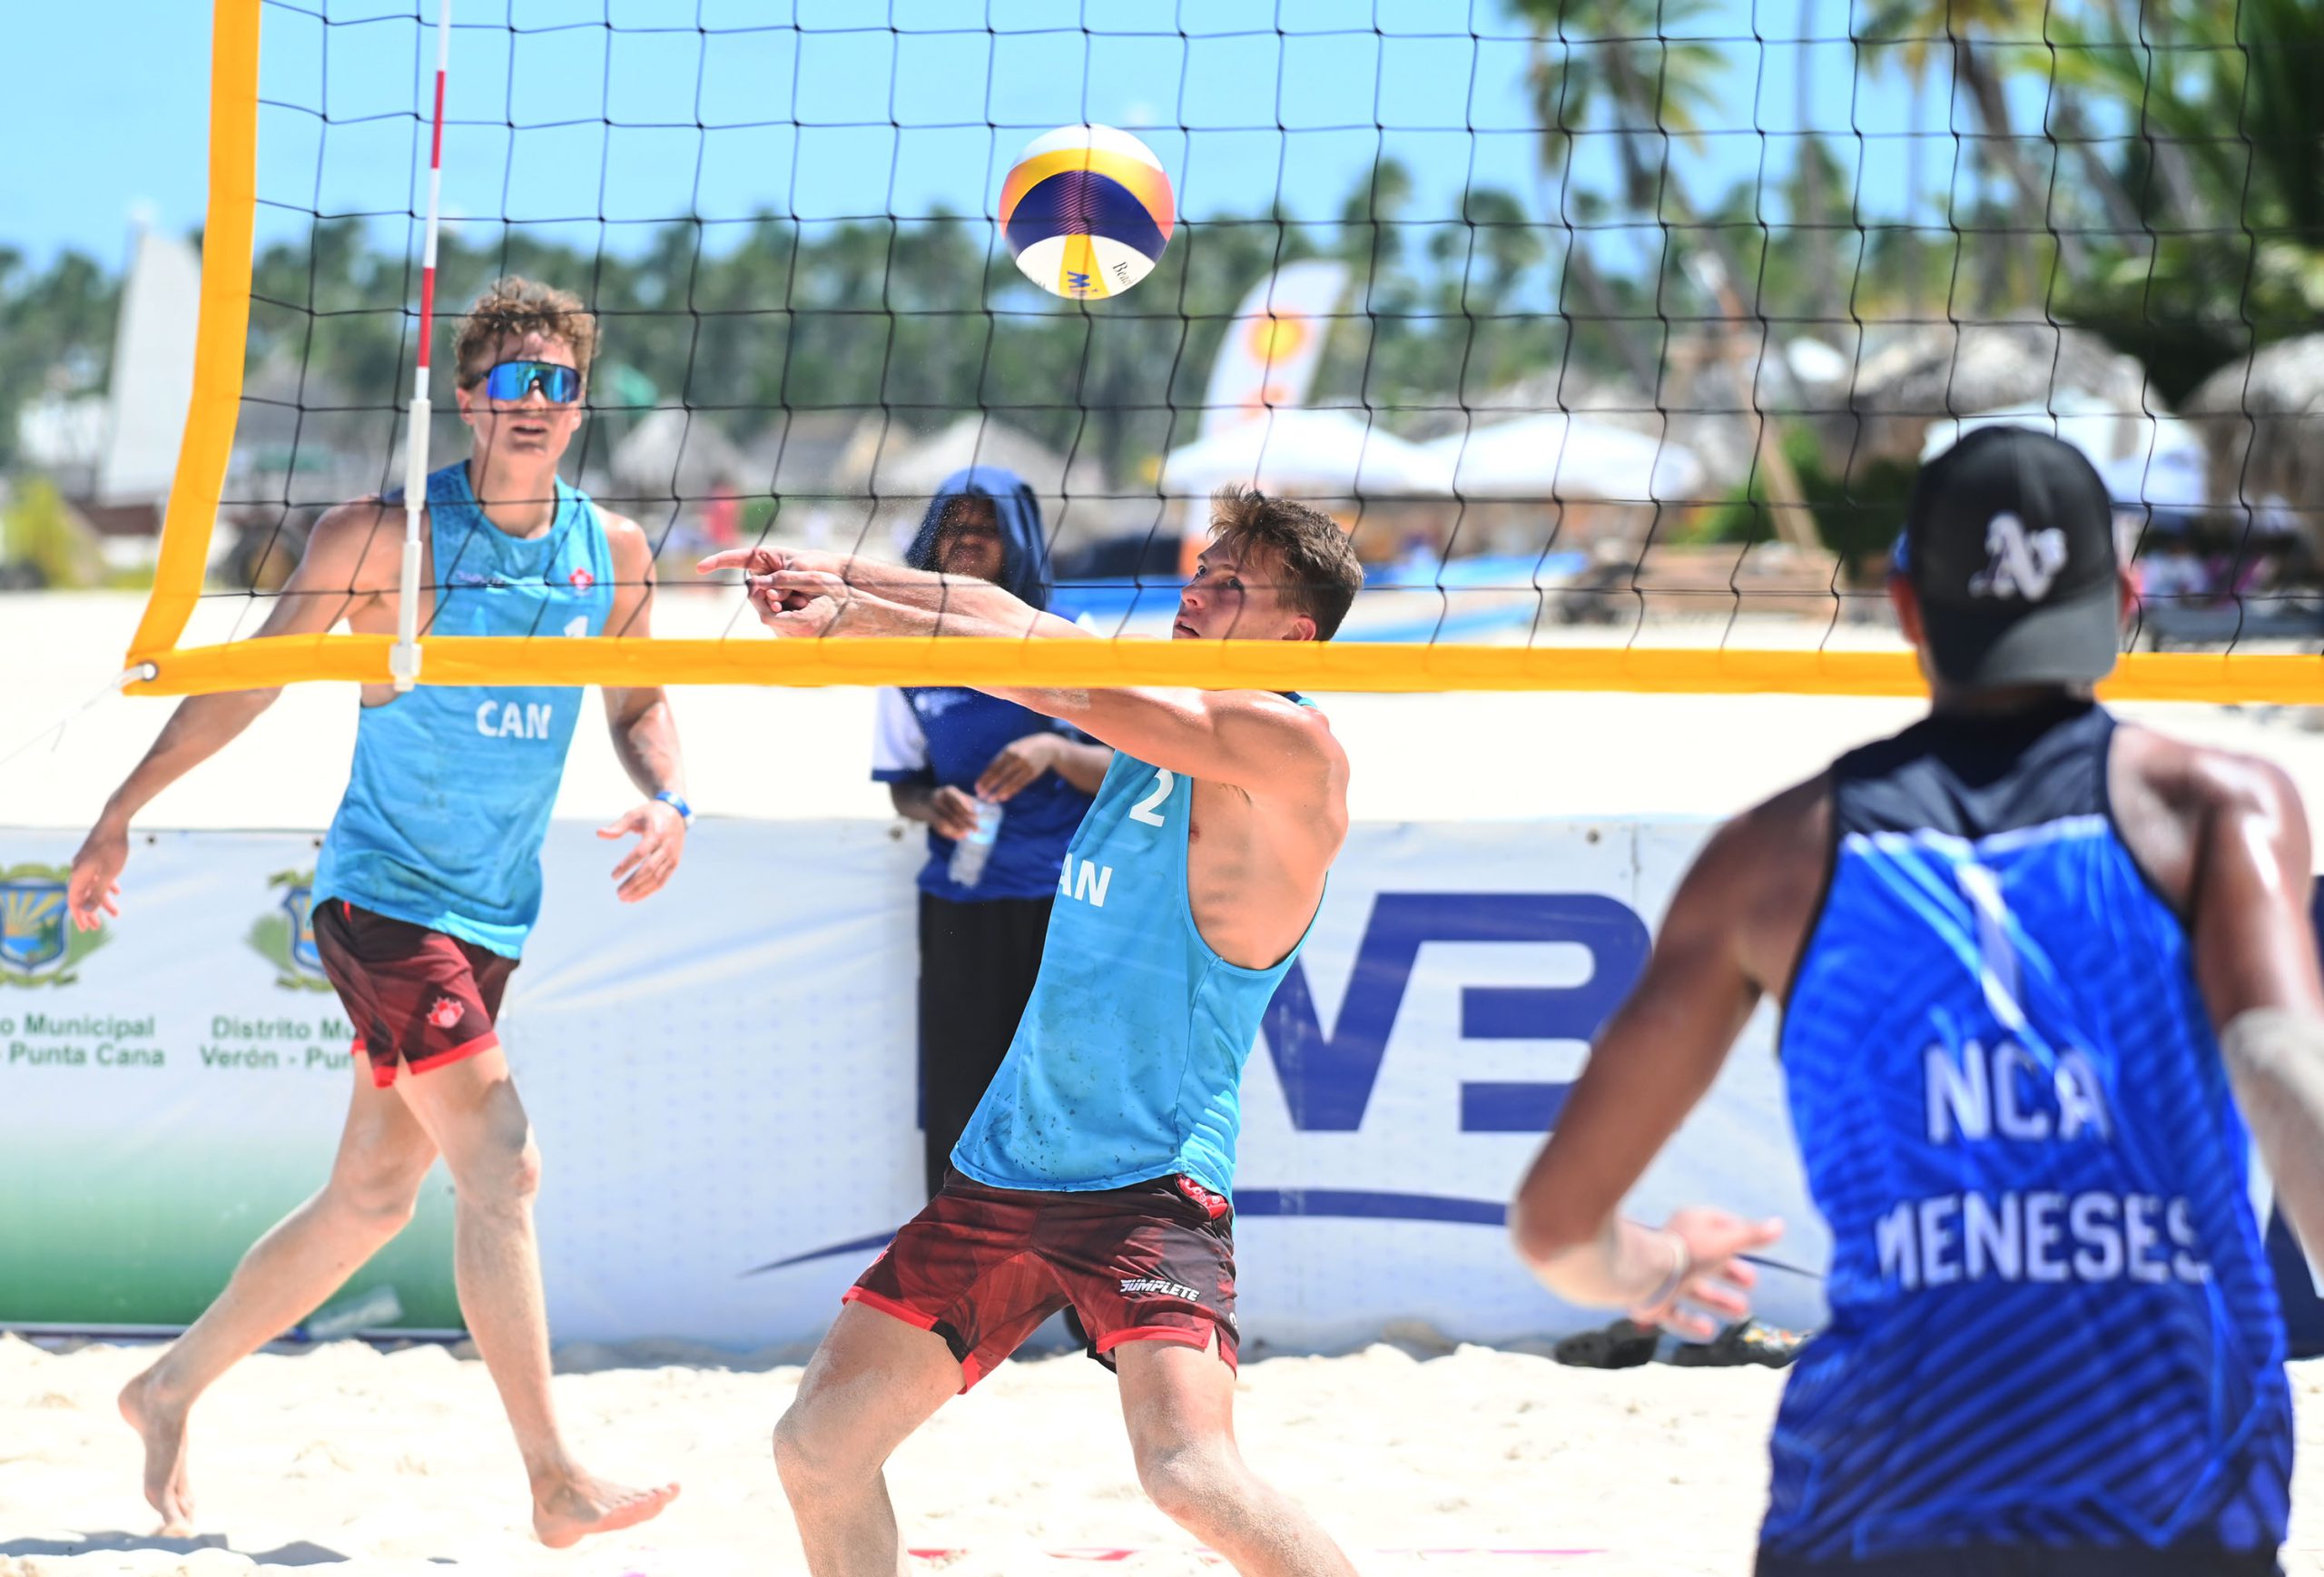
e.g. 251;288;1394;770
479;360;582;404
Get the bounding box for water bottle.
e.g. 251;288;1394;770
948;797;1004;888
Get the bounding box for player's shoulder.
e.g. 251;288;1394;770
304;496;402;572
1668;773;1830;913
1236;688;1344;746
592;507;650;551
2115;719;2306;832
586;507;655;580
1709;770;1834;872
1247;688;1350;787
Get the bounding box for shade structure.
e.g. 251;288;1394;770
1423;413;1705;505
2101;442;2211;516
1915;391;2188;470
1158;409;1456;500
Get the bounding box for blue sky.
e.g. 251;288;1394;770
5;0;2034;277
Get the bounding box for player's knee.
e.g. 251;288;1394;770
327;1149;429;1232
771;1396;842;1491
1135;1439;1242;1533
451;1130;541;1213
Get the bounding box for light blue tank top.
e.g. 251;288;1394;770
950;734;1321;1198
312;462;614;958
1769;703;2290;1566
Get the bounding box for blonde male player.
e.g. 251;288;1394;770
66;278;684;1548
704;487;1364;1577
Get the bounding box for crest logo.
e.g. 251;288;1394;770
247;870;334;992
1967;511;2069;602
567;567;596;591
427;996;465;1030
0;863;109;988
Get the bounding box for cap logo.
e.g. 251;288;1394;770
1967;512;2067;602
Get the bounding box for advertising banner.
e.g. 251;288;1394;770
23;818;2310;1355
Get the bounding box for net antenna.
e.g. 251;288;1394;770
390;0;454;694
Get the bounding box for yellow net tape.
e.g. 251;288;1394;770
116;636;2322;704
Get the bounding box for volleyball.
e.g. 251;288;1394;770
998;123;1175;301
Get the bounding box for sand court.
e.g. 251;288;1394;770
5;1336;2324;1576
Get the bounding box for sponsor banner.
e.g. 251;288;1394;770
0;833;461;1331
6;819;2312;1353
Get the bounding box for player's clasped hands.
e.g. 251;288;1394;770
1628;1207;1785;1341
697;547;886;637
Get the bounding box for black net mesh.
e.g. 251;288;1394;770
209;0;2324;671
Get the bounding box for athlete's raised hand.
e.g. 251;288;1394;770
66;819;128;931
1627;1207;1784;1340
598;798;686;902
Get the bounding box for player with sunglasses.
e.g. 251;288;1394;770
66;277;689;1550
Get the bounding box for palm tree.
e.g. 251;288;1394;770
1795;0;1840;318
2047;0;2324;398
1513;0;1819;546
1513;0;1728;393
1854;0;2090;281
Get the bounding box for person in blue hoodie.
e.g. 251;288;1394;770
872;467;1112;1196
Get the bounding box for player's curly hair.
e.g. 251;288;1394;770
1207;485;1364;640
452;277;598;387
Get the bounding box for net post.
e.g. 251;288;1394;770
392;0;453;694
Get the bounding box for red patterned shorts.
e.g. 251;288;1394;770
312;900;517;1089
847;1169;1239;1391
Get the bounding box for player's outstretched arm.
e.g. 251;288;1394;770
2185;753;2324;1266
67;503;389;928
699;546;1340;801
1509;795;1792;1337
698;545;1078;639
596;514;687;902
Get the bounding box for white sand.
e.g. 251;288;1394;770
3;1336;2322;1576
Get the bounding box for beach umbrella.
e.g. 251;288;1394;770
1917;393;2196;469
1423;413;1705;504
1843;320;2154;463
1158;408;1455;499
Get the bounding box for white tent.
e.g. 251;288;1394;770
1423;414;1705;504
1158;409;1454;499
1915;391;2192;471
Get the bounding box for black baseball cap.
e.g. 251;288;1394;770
1898;426;2122;687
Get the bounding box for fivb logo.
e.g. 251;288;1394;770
1968;511;2069;601
1260;893;1648;1134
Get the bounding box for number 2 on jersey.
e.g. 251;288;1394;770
1129;768;1175;825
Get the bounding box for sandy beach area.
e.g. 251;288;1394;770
3;1336;2322;1577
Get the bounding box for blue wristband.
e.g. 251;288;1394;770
654;790;694;827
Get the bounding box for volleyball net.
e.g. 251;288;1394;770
126;0;2324;700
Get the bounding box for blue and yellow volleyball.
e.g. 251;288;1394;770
998;124;1175;301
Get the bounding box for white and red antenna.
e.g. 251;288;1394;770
390;0;452;693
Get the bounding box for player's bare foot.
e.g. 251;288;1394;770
117;1368;195;1535
532;1473;680;1548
